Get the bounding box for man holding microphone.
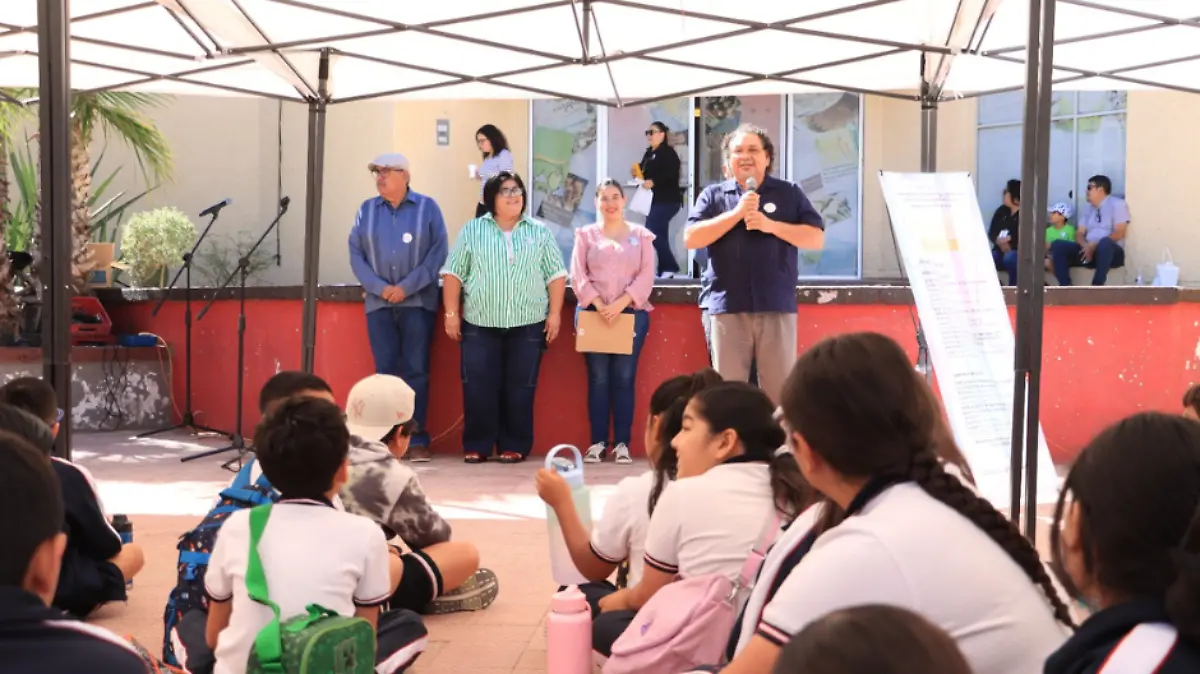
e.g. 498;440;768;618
685;124;825;403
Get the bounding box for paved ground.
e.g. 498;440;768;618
74;430;641;673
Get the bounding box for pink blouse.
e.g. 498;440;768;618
570;224;657;311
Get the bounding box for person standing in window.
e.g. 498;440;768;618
685;124;824;404
637;122;683;277
349;153;448;462
988;179;1020;286
441;172;567;465
570;179;657;465
473;125;515;219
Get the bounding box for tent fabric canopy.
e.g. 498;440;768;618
3;1;1195;106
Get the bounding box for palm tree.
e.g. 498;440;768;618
68;92;172;291
0;94;27;343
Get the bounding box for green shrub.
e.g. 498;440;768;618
120;206;196;287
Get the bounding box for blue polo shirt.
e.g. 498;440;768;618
690;176;824;315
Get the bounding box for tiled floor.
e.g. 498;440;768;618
74;430;638;673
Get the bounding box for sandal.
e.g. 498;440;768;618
497;452;525;464
464;452;485;464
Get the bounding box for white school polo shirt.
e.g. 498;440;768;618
589;471;655;587
643;462;776;580
755;482;1069;674
205;499;393;674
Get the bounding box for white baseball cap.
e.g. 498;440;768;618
1049;201;1073;219
345;374;415;442
368;153;410;172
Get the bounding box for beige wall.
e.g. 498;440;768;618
392;100;530;240
63;90;1194;289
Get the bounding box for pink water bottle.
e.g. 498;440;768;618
547;585;592;673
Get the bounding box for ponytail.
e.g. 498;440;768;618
769;449;815;519
1165;512;1200;646
909;448;1075;627
646;368;723;516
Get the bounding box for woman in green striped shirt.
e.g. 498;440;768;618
441;171;568;464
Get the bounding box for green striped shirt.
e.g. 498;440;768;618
441;215;567;329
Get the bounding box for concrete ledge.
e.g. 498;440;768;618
95;281;1195;307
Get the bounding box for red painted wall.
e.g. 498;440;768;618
106;299;1200;465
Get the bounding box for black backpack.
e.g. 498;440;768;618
161;461;277;666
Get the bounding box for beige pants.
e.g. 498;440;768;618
710;312;798;404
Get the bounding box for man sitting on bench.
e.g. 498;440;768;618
1047;174;1128;286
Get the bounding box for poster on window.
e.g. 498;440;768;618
531;100;598;263
792;93;861;278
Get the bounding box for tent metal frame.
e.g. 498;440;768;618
29;0;1157;537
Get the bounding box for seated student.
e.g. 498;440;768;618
340;374;497;614
0;377;144;618
0;402;55;455
1183;384;1200;421
1044;412;1200;674
720;332;1071;674
1044;202;1076;274
205;397;426;674
535;369;722;618
0;431;149;673
595;382;813;656
773;605;972;674
164;371;345;672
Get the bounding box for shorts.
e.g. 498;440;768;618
386;548;444;613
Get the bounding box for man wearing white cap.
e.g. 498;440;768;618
341;374;499;615
349;153;449;462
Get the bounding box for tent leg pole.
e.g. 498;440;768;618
37;0;73;459
920;97;938;173
300;51;330;374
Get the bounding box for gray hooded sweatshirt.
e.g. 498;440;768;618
339;435;451;550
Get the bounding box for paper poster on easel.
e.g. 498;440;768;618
878;171;1058;508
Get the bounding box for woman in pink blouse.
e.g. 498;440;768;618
570;178;657;465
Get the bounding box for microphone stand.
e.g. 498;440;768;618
138;203;233;440
181;198;289;469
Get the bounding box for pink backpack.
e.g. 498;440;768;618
602;511;781;674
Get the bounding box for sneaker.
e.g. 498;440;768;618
407;446;432;462
424;568;499;615
612;443;633;465
583;442;606;463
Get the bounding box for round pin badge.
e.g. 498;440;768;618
764;203;777;214
629;236;639;247
402;232;413;244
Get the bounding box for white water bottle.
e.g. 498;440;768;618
545;445;592;586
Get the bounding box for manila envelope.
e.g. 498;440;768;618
575;311;635;355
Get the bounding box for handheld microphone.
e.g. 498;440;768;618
279;196;291;212
745;177;758;192
199;198;232;218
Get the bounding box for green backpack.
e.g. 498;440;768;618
245;505;376;674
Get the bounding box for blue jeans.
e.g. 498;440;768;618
577;308;650;446
646;202;681;274
992;248;1018;286
459;321;546;457
1049;237;1125;286
365;306;435;447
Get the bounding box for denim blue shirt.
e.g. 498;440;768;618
349;191;449;314
690;176;824;315
1081;195;1130;248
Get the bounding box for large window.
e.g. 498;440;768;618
606;98;690;270
976;91;1127;225
530;100;598;263
791;93;862;278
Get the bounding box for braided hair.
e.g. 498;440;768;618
645;368;723;515
780;331;1074;627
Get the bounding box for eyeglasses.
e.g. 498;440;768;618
645;129;659;137
498;187;524;197
370;167;404;177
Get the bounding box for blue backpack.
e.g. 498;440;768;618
161;460;277;666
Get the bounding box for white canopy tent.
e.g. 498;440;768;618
10;0;1191;532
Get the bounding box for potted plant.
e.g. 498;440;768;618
120;207;197;287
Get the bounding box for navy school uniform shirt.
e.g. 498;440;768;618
689;176;824;315
1045;597;1200;674
0;587;149;673
52;458;127;616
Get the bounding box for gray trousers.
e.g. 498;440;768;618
709;312;798;404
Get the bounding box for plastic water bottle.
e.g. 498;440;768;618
546;585;592;673
545;445;592;586
111;515;133;588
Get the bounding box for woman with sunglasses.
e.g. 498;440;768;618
637;121;683;277
441;171;568;464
